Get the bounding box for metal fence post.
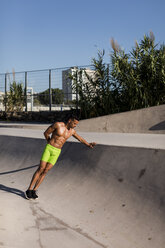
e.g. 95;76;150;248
25;72;27;112
5;73;7;112
49;69;52;111
76;85;78;111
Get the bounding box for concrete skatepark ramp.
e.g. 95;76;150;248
0;132;165;248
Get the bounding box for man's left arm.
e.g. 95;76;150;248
72;131;96;148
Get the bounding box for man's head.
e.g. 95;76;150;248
66;114;79;129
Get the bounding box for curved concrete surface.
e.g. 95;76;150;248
0;132;165;248
0;127;165;150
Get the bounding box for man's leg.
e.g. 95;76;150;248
25;161;53;200
28;161;47;190
33;162;53;191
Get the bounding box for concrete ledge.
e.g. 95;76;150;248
0;105;165;134
76;104;165;134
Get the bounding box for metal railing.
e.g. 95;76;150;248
0;65;93;112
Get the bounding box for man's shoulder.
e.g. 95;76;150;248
52;121;65;128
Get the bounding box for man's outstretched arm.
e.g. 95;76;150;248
72;131;96;148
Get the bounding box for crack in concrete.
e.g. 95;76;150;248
40;227;66;231
37;206;108;248
29;202;44;248
29;201;107;248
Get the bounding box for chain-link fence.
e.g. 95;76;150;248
0;65;94;112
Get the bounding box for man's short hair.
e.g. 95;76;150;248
66;114;79;122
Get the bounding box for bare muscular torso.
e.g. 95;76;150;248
45;122;75;149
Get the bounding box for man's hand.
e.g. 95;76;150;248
89;142;97;148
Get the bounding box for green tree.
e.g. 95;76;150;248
111;32;165;110
71;32;165;119
38;88;64;105
4;81;25;112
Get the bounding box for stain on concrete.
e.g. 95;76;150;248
24;227;29;231
138;169;146;179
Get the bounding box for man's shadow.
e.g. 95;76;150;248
0;164;38;176
0;164;39;199
0;184;26;199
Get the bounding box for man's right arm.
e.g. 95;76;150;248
44;123;57;142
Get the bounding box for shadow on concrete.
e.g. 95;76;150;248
0;184;26;199
149;121;165;131
0;164;39;176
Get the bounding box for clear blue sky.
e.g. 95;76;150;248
0;0;165;73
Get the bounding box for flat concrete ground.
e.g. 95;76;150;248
0;127;165;248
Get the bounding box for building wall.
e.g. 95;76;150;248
62;67;96;102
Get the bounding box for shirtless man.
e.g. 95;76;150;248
25;115;96;200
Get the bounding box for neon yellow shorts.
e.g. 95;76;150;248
41;144;61;165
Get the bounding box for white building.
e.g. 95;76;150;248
0;91;5;111
62;67;97;102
